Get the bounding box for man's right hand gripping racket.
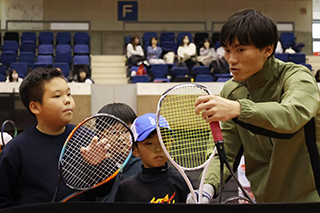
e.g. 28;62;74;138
52;113;133;202
156;83;255;204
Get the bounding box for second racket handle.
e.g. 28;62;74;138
210;122;223;142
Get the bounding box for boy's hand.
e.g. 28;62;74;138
80;136;111;165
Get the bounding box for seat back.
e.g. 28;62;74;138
3;40;19;53
73;32;90;45
55;52;72;64
39;31;54;45
171;66;189;77
73;55;90;65
21;32;37;43
19;52;35;68
0;51;17;67
160;32;175;45
279;32;295;50
195;74;213;82
37;55;53;65
38;44;54;55
56;44;72;54
131;75;150;83
56;32;72;45
151;64;168;78
11;62;28;78
4;32;19;44
74;44;90;55
192;66;210;76
53;62;70;77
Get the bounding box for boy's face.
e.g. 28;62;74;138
34;77;75;130
133;133;168;168
223;38;273;81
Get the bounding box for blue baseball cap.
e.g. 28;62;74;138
131;113;170;142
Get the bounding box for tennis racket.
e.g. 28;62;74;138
156;83;254;204
1;120;17;152
52;113;133;203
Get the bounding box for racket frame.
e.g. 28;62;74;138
53;113;133;202
156;83;217;204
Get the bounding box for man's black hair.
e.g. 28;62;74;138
220;9;278;55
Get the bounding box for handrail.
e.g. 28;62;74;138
6;20;91;31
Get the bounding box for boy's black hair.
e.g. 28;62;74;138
98;102;137;125
19;67;66;116
220;9;278;56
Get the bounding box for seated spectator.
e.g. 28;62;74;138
6;69;23;82
146;37;165;65
73;68;94;84
177;35;197;71
126;36;148;67
197;38;217;66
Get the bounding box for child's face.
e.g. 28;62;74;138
133;133;168;168
36;77;75;130
223;38;272;81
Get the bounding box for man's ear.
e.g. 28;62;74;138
132;145;140;158
29;101;41;115
264;44;274;57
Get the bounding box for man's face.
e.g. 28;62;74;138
223;39;272;81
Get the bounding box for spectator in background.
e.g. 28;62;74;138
126;36;148;67
147;37;165;65
197;38;217;66
6;69;23;83
177;35;197;71
73;68;94;84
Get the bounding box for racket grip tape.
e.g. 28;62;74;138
210;122;223;142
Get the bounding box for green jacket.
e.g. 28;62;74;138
204;56;320;203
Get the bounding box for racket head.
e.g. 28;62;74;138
156;83;216;171
59;113;133;190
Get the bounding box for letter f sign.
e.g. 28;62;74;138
118;1;138;21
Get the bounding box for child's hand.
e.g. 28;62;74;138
80;136;111;165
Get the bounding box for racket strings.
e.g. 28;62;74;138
159;85;215;169
61;116;132;190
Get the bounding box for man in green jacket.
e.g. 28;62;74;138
188;9;320;203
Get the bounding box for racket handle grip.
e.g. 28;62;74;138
210;122;223;142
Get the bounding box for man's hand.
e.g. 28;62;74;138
186;184;214;204
80;136;111;165
195;95;240;122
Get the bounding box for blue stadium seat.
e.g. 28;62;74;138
21;32;37;43
53;62;70;77
150;64;168;78
192;66;210;76
39;31;54;45
2;40;19;53
56;32;72;45
279;32;295;50
195;74;213;82
0;65;7;76
275;53;289;62
73;44;90;55
160;32;175;45
161;41;178;54
31;63;50;70
0;74;5;82
73;55;90;65
0;51;17;68
38;44;54;55
131;75;150;83
73;32;90;45
289;53;306;64
10;62;28;78
56;44;72;54
19;52;35;68
36;55;53;65
171;66;189;78
173;75;192;82
55;52;72;65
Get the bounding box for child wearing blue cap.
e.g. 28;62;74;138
115;113;191;203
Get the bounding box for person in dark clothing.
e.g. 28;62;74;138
0;68;112;210
115;113;190;203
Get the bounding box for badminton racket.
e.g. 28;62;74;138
52;113;133;203
156;83;254;204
